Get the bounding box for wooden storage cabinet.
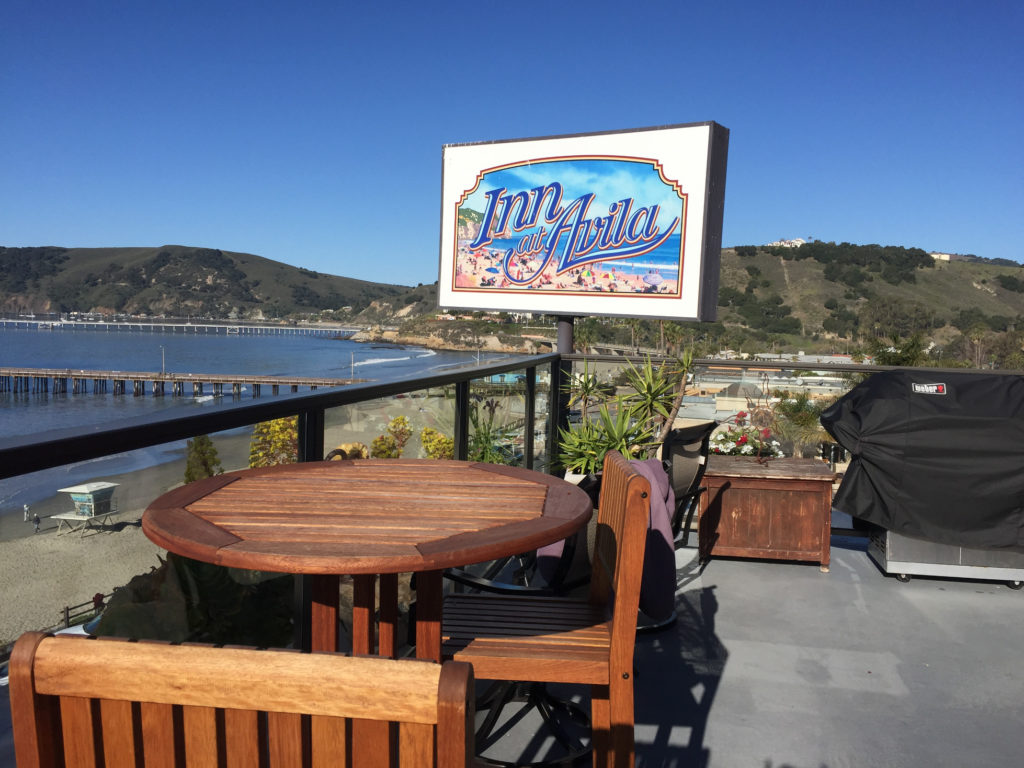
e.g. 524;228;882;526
697;456;834;571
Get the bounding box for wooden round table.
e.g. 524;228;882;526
143;459;593;661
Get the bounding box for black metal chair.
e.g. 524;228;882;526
661;421;718;547
444;472;600;596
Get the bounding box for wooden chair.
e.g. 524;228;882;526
442;450;651;768
9;631;475;768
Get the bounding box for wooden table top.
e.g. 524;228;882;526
704;455;835;481
142;459;593;575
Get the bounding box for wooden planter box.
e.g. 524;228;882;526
697;456;835;571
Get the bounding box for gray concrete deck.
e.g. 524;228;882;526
470;535;1024;767
633;536;1024;767
3;535;1022;767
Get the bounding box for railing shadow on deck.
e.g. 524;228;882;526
634;585;726;768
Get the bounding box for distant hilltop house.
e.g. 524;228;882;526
765;238;806;248
929;252;953;261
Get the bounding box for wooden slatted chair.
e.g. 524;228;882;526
10;631;475;768
442;450;651;768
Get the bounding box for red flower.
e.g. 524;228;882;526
736;411;747;419
736;434;748;445
761;428;772;440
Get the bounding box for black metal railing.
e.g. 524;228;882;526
5;352;1022;483
4;351;1022;650
0;353;563;480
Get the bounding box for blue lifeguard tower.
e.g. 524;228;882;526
54;481;119;535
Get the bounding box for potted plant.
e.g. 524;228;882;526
559;400;658;475
559;352;692;479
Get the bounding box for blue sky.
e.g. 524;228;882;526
3;1;1021;286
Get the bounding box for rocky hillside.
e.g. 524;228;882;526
0;245;408;319
6;241;1024;358
718;242;1024;341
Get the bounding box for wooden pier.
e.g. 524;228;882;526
0;367;364;398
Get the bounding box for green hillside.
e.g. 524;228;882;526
0;245;408;319
4;241;1023;365
719;244;1024;341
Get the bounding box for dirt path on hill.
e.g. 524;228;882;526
779;256;792;290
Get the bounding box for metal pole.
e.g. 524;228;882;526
454;380;470;460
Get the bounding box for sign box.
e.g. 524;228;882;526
438;122;728;321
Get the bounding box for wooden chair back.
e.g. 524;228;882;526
9;632;474;768
588;450;652;662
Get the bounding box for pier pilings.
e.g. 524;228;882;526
0;367;362;399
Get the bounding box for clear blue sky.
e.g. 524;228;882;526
3;1;1021;286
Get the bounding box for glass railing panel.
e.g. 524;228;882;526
466;373;529;467
0;425;295;651
687;361;860;464
318;368;552;468
561;356;864;465
322;386;457;460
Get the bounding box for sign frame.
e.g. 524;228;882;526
438;121;728;321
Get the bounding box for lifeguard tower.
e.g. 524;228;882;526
54;482;119;536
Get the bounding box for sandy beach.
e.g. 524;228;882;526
0;394;455;647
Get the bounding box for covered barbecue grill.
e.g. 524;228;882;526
820;369;1024;586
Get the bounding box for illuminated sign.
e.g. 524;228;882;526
439;122;728;321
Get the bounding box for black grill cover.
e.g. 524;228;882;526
820;370;1024;548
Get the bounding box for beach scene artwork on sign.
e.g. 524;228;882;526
454;157;686;298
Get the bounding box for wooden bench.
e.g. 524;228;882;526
442;450;651;768
9;632;475;767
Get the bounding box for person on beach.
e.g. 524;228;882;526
24;503;30;522
33;513;40;533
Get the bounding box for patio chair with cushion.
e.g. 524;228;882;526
9;631;475;768
442;450;651;768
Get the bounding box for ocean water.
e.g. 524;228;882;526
0;327;498;525
0;327;493;436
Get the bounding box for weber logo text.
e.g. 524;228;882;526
912;383;947;395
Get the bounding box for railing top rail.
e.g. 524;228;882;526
0;353;558;481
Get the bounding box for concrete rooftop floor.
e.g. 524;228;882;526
3;535;1022;767
630;536;1024;768
469;535;1024;767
